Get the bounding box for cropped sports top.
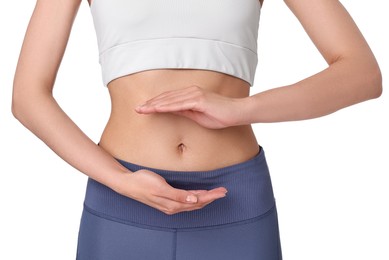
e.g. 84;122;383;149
90;0;261;87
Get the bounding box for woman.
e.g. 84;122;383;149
12;0;382;259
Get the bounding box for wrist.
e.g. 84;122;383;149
109;169;134;196
230;96;257;126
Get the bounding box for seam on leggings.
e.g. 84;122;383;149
83;202;276;232
172;230;177;260
275;203;283;260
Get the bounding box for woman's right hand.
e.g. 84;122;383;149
116;169;228;215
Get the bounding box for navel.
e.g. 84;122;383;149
177;143;187;154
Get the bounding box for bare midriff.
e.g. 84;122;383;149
99;69;260;171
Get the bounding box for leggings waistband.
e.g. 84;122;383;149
83;146;275;230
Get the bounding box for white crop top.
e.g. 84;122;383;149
90;0;261;87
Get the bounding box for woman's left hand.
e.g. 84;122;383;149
135;85;247;129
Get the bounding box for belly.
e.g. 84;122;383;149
99;69;259;171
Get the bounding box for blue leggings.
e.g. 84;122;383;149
76;147;282;259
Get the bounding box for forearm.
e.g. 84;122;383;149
12;91;129;192
240;56;382;124
10;0;228;214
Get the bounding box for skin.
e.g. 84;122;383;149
12;0;382;215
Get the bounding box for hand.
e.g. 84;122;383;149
135;85;247;129
117;168;228;215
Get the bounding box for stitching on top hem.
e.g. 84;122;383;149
99;36;258;57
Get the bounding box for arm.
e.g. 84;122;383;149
241;0;382;123
12;0;226;215
135;0;382;127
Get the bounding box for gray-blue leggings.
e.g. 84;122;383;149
76;147;282;260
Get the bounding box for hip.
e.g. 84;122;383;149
83;146;275;230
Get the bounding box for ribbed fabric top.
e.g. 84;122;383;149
83;147;275;230
90;0;261;87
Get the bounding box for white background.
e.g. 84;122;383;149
1;0;388;259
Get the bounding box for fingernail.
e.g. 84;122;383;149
186;195;198;203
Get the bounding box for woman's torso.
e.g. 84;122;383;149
91;0;263;170
99;70;260;171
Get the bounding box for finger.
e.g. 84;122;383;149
158;186;227;204
203;187;228;194
144;89;195;104
187;188;228;196
144;86;201;104
157;186;200;204
150;196;202;215
151;191;225;215
136;94;199;113
211;187;228;193
136;86;204;110
188;190;208;195
196;188;228;204
151;188;227;215
153;100;199;113
137;87;195;109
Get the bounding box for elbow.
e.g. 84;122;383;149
11;83;29;122
11;90;27;122
356;61;383;101
12;82;54;127
369;66;383;99
339;53;383;102
12;77;54;127
12;78;26;120
371;67;383;98
11;84;44;123
12;91;22;121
